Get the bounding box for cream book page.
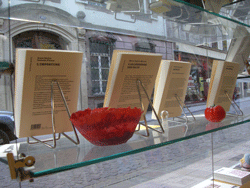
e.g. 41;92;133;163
152;60;191;118
104;50;122;105
103;51;162;117
152;60;170;119
15;49;83;138
207;60;219;104
104;50;144;106
207;61;240;111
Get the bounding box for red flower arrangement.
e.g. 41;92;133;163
70;107;143;146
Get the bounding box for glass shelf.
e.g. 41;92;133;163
220;0;250;24
1;93;250;178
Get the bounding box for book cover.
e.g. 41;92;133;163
206;61;240;112
206;59;219;104
14;49;83;138
152;60;191;118
103;50;162;118
214;167;250;186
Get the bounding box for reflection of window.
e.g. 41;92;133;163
13;31;65;50
13;31;66;63
222;40;227;51
89;36;116;95
212;42;218;49
91;54;110;95
135;41;155;52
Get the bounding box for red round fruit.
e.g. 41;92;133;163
204;105;226;122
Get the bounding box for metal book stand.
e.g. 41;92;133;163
224;91;244;117
135;79;165;137
172;94;196;123
27;80;80;149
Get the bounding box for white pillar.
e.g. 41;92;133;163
0;31;7;110
77;28;88;110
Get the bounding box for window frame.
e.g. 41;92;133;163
89;35;116;95
90;52;110;95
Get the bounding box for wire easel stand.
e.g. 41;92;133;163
224;91;243;117
172;94;196;123
27;80;80;149
135;79;164;137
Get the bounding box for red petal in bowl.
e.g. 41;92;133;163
70;107;143;146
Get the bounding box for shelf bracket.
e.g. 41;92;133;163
7;152;35;182
27;80;80;149
224;91;244;117
172;94;196;123
135;79;164;137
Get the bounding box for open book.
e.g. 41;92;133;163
152;60;191;118
206;60;240;112
15;49;83;138
103;50;162;118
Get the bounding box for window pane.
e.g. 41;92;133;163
90;43;98;53
212;42;218;49
135;47;151;52
99;43;109;53
16;38;33;48
101;69;109;80
91;68;99;80
102;81;107;93
101;57;109;68
92;81;100;94
135;42;155;53
90;56;99;67
90;43;109;54
97;103;104;108
223;40;227;51
89;37;114;95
